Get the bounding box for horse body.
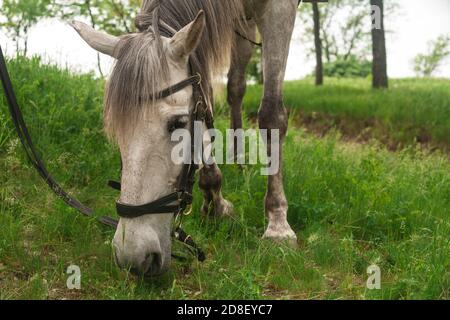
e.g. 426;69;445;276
71;0;298;276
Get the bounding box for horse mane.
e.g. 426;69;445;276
104;0;244;142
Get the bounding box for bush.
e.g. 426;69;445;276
246;47;263;84
323;55;372;78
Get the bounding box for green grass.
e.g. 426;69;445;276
0;57;449;299
244;77;450;147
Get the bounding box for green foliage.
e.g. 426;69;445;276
246;47;263;84
0;55;113;180
0;0;141;75
0;57;449;299
54;0;141;35
0;0;55;55
52;0;141;75
298;0;398;78
247;0;380;82
323;55;372;78
414;35;450;77
244;77;450;146
298;0;373;64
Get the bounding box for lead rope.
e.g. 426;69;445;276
235;30;262;47
0;46;94;218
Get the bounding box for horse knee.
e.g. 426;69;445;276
258;97;288;137
227;74;247;107
199;164;222;193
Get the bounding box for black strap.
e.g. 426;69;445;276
0;46;94;217
235;30;262;47
150;74;201;100
116;192;184;218
108;180;122;191
173;227;206;262
99;216;119;228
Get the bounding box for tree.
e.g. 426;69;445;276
299;0;397;82
299;0;371;63
0;0;54;56
370;0;388;88
299;0;373;82
53;0;140;76
413;35;450;77
312;0;323;85
0;0;140;73
55;0;140;36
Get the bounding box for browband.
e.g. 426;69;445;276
150;74;201;100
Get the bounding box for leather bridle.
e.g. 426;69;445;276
108;68;213;262
111;72;203;218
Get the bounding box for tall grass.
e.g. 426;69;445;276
0;58;448;299
244;78;450;146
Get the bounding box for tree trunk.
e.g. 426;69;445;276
371;0;388;89
312;1;324;86
24;37;28;57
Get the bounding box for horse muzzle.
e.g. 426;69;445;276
112;225;170;276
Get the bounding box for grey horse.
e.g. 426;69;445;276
71;0;299;276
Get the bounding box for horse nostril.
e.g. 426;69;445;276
113;243;124;268
144;253;163;276
114;253;119;266
127;254;159;276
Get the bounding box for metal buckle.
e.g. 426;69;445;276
183;234;192;244
183;204;193;216
174;212;183;229
195;101;205;121
176;191;193;216
193;100;200;115
195;72;202;85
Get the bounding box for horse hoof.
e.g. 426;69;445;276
217;199;234;218
201;199;234;218
262;225;298;248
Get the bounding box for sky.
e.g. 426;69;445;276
0;0;449;80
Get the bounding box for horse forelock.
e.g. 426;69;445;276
104;0;245;143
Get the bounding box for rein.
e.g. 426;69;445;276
0;45;208;263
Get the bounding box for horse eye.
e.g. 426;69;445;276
168;117;188;133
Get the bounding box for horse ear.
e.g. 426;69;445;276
169;11;206;60
70;21;120;59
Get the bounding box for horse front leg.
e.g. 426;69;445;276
256;0;298;245
199;163;233;217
